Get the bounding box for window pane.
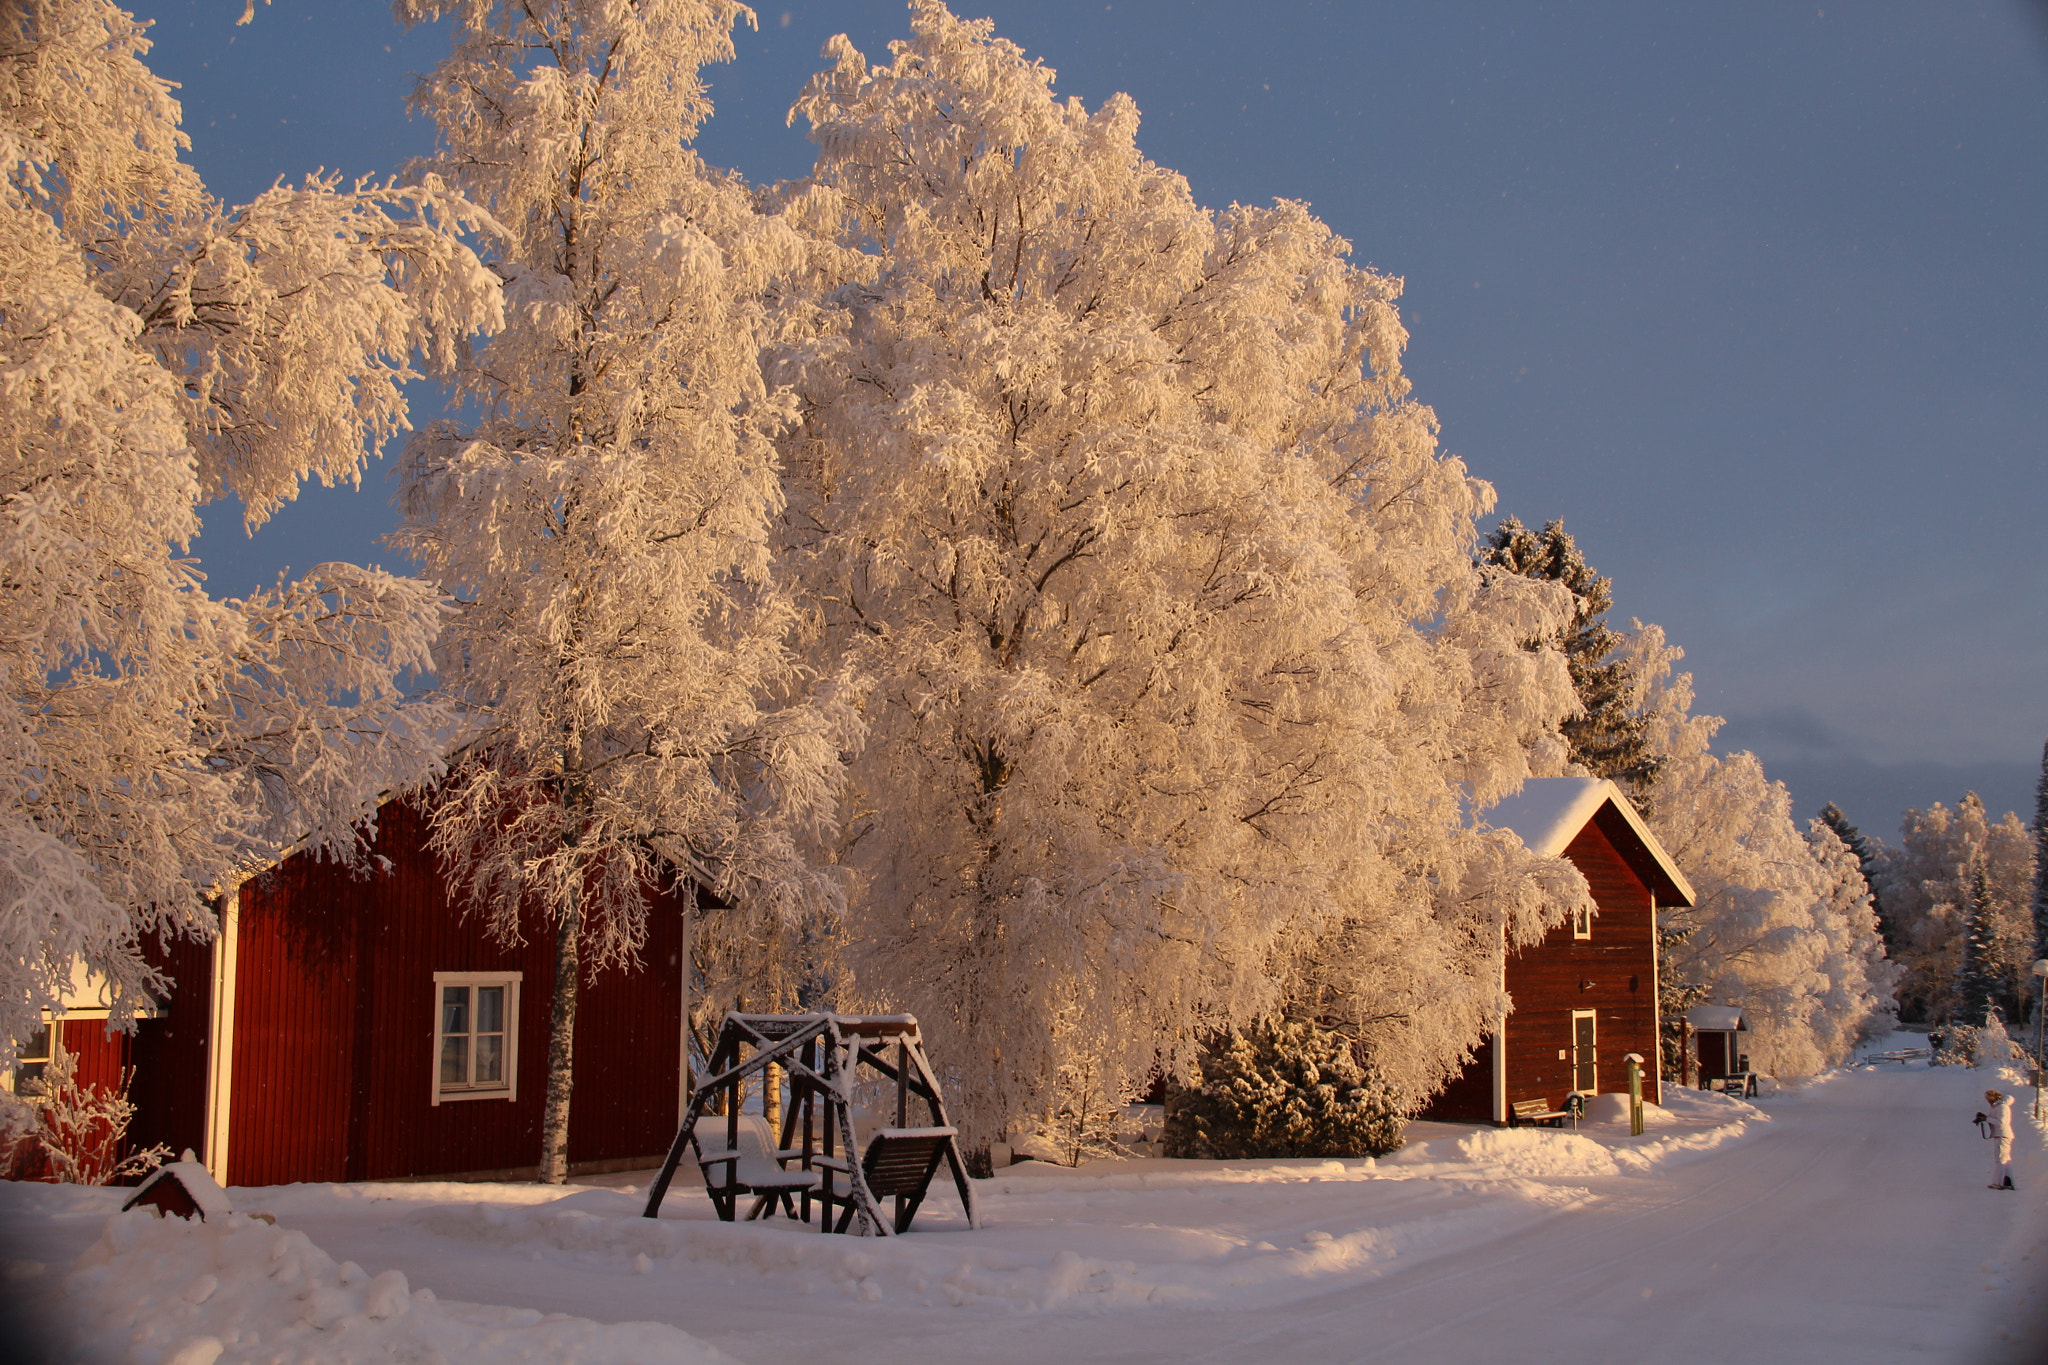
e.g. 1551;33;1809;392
20;1025;50;1062
474;1034;503;1085
442;986;468;1037
440;1034;468;1086
476;986;503;1034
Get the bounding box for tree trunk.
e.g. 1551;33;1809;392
540;900;582;1183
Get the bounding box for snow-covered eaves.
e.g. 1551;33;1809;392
1686;1005;1746;1032
1481;777;1696;908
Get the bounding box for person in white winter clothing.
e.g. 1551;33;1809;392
1985;1089;2015;1190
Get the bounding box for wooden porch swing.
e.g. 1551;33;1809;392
641;1012;980;1236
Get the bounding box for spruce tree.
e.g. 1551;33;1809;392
2033;739;2048;962
1820;802;1893;949
1956;856;1998;1028
1480;518;1660;795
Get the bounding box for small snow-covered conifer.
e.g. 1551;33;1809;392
1162;1018;1404;1160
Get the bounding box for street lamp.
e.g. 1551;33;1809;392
2032;959;2048;1121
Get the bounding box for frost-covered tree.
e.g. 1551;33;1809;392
1621;626;1894;1074
1818;801;1892;949
390;0;854;1182
0;0;498;1065
1877;793;2036;1025
1479;517;1659;796
2032;739;2048;962
1954;857;1998;1029
776;2;1582;1151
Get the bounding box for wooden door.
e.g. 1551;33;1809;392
1572;1010;1598;1093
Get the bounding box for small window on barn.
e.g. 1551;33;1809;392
1572;905;1593;939
6;1021;51;1096
432;972;521;1105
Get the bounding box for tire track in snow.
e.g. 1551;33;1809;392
1183;1116;1813;1364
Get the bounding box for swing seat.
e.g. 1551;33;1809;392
699;1114;818;1222
819;1126;957;1234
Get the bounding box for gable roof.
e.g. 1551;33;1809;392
1482;777;1695;907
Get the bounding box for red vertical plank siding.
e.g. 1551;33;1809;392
128;932;214;1160
56;1018;129;1093
348;799;552;1182
1422;807;1664;1122
228;851;362;1186
212;799;685;1185
567;891;686;1166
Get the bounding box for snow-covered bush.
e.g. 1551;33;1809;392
1162;1020;1404;1160
1976;1014;2025;1068
1933;1025;1978;1068
1;1050;166;1184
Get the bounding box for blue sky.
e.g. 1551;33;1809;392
140;1;2048;839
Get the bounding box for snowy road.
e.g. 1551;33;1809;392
1178;1064;2046;1365
9;1046;2045;1363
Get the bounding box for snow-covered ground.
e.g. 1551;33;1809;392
4;1036;2042;1363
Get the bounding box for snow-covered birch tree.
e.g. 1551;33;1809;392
390;0;855;1183
776;2;1583;1149
1621;626;1895;1073
1;0;500;1066
1876;792;2035;1025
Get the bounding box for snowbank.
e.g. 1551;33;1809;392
409;1176;1583;1314
58;1208;737;1365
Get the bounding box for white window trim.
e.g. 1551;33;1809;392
1571;1008;1598;1095
1572;904;1593;940
3;1018;56;1096
432;972;521;1106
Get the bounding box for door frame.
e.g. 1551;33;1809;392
1570;1009;1598;1095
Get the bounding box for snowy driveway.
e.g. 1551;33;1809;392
8;1047;2044;1363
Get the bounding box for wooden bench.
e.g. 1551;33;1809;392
1509;1098;1572;1129
818;1126;958;1234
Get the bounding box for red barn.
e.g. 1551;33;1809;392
1423;778;1694;1126
106;798;692;1187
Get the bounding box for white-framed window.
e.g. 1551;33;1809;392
1571;1009;1598;1094
1572;904;1593;939
5;1021;52;1096
432;972;520;1105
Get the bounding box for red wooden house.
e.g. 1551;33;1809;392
1423;778;1693;1125
84;799;693;1187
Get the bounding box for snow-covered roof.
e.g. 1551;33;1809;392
1481;777;1695;907
1687;1005;1746;1032
121;1160;234;1218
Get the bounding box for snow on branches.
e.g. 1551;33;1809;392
0;0;498;1060
391;0;856;1179
1623;625;1895;1074
777;2;1581;1144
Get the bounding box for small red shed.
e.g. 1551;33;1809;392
1423;778;1694;1126
119;797;694;1188
1687;1005;1749;1086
